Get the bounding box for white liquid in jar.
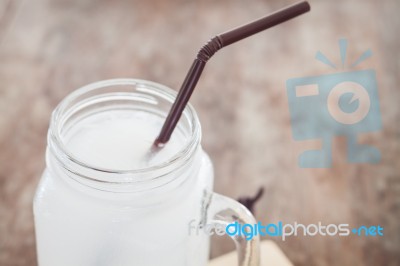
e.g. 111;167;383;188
64;110;188;170
35;108;211;266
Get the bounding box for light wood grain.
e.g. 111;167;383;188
208;240;293;266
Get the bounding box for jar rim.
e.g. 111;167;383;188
48;78;201;184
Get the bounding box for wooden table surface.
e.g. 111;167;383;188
0;0;399;265
208;240;293;266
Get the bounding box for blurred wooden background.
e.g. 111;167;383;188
0;0;399;265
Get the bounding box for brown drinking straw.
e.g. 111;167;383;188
154;1;310;147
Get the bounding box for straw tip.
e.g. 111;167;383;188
152;139;165;149
300;1;311;11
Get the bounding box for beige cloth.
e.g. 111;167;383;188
208;240;293;266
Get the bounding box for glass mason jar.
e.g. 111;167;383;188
33;79;259;266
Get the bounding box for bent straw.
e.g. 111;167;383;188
154;1;310;146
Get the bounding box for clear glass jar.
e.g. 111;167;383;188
33;79;259;266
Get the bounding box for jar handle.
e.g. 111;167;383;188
206;191;260;266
